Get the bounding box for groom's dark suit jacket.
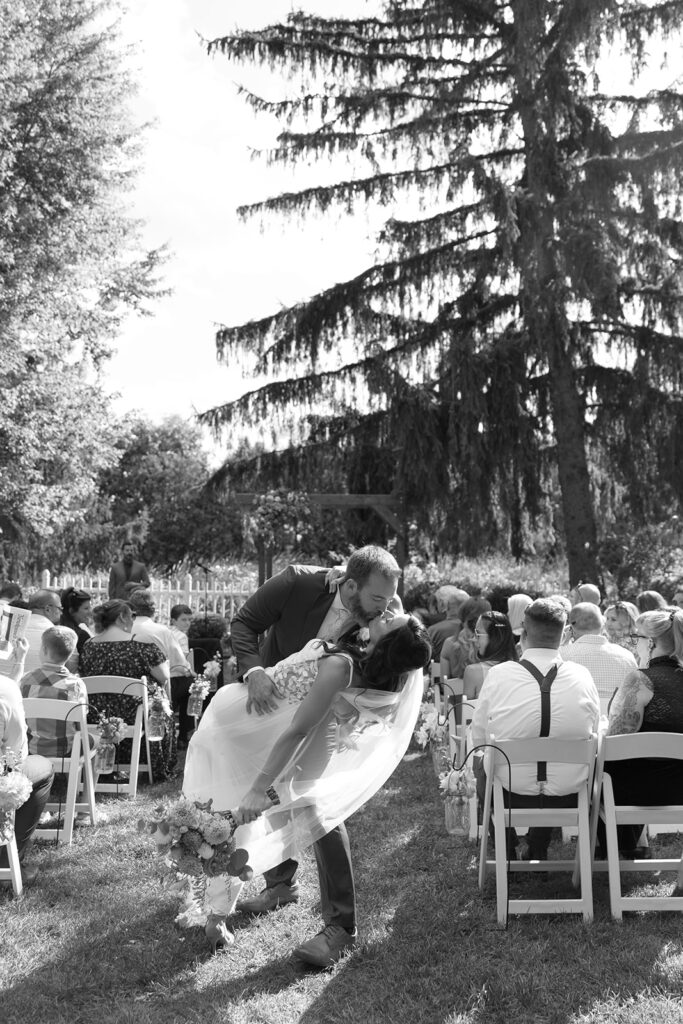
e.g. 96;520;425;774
231;565;335;677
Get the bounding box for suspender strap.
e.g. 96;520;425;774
519;659;558;785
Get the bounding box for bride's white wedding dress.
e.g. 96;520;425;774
181;639;422;919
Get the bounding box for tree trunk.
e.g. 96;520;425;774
512;0;599;587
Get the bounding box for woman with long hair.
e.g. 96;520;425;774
602;608;683;854
60;587;93;656
181;612;431;950
463;611;518;699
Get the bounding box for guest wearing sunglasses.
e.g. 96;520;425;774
463;611;518;699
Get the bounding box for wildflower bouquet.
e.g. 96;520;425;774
0;750;32;841
148;687;172;716
97;714;127;745
138;796;254;882
202;655;222;689
413;702;446;748
189;677;211;701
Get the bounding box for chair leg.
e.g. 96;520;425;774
478;775;493;889
576;791;593;922
61;737;80;845
602;777;623;921
492;784;509;927
0;837;23;896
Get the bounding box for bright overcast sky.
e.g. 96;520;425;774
108;0;378;432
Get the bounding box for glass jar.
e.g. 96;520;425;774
187;692;204;718
95;742;116;774
146;710;166;741
444;793;470;837
0;807;15;843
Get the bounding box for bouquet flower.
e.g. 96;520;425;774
414;702;446;748
148;688;172;716
97;714;127;745
138;796;253;882
189;677;211;700
202;655;222;688
0;750;32;842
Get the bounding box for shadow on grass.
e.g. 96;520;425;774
3;755;683;1024
294;753;683;1024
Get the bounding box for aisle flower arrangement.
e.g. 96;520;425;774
0;751;32;842
414;702;446;748
202;655;222;689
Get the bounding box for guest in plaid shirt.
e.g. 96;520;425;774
19;626;88;757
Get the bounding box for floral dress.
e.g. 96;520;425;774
80;639;177;781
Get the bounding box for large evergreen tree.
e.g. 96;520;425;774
0;0;165;565
201;1;683;583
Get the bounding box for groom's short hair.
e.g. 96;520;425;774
346;546;400;586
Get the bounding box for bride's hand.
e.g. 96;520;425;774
237;787;273;824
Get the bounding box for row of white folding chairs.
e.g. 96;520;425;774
477;730;683;925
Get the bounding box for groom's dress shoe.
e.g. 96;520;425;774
236;882;299;915
294;924;358;968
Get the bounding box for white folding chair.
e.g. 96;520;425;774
478;735;597;926
23;698;98;845
0;817;23;896
83;677;153;796
589;731;683;919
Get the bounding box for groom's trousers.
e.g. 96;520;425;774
263;823;356;931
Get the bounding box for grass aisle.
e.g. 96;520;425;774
2;748;683;1024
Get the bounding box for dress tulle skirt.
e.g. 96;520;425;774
182;670;423;880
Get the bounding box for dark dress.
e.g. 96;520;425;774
603;655;683;851
60;613;91;655
79;639;177;781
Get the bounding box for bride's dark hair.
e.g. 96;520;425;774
331;617;432;692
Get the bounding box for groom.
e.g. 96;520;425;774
230;545;402;967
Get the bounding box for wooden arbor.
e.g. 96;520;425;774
233;492;408;586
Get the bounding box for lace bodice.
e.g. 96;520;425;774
266;639;352;705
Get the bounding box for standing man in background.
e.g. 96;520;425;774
108;541;150;600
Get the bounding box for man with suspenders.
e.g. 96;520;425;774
472;598;600;859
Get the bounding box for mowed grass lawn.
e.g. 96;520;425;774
2;747;683;1024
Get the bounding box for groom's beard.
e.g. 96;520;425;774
344;590;375;627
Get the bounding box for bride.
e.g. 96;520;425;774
181;611;431;950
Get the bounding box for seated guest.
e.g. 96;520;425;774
506;593;533;651
0;637;29;682
601;608;683;856
170;604;193;658
60;587;93;657
0;673;54;886
472;598;599;859
463;611;518;699
24;590;72;674
80;600;175;781
0;582;23;604
604;601;639;658
427;589;469;661
569;582;601;606
636;590;668;613
560;603;638;708
20;626;89;757
439;596;491;683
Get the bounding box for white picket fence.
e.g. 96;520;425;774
40;571;255;625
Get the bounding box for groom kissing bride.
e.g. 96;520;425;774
182;545;430;967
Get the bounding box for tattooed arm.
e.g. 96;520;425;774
607;670;654;736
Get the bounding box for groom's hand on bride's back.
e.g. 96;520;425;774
245;669;280;716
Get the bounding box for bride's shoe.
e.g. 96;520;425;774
205;914;235;953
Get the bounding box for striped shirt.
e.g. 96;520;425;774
20;663;88;757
